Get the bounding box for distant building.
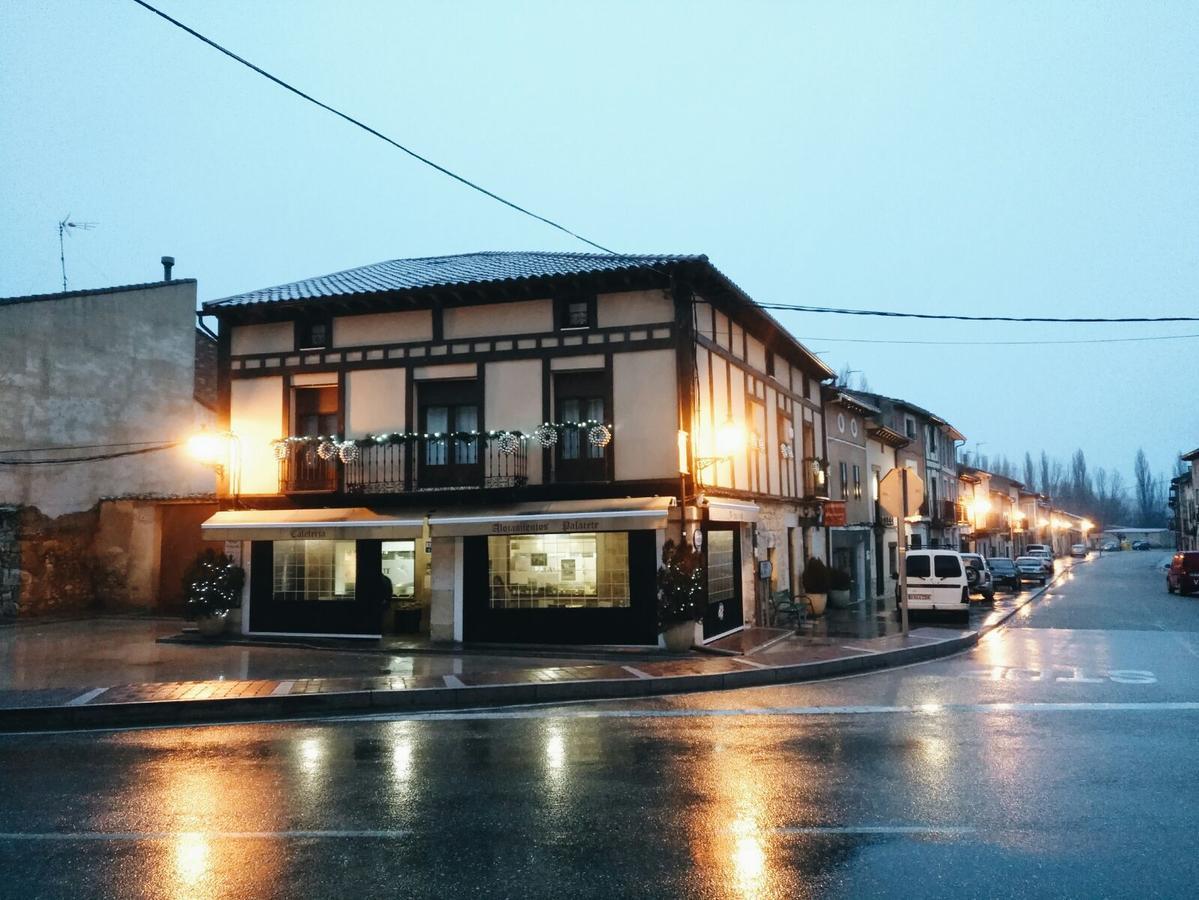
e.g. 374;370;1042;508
0;267;217;618
1170;447;1198;551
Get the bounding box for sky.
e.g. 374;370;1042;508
2;1;1196;483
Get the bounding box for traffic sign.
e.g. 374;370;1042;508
879;467;924;518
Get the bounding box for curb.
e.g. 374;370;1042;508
0;630;978;733
1;562;1086;733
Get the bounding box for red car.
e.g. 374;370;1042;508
1166;552;1199;596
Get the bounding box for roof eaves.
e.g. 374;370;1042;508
1;279;196;308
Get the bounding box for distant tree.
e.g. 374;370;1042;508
1023;452;1037;491
1039;451;1052;497
1133;449;1166;528
1069;449;1093;508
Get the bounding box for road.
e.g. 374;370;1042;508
1;550;1196;898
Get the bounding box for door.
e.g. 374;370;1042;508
703;525;743;640
291;385;339;491
419;380;481;489
554;371;609;482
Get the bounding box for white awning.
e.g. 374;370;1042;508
704;497;759;523
429;497;674;537
201;508;424;541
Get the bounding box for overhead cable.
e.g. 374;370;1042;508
757;303;1199;323
129;0;619;255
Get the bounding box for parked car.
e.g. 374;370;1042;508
987;557;1021;591
1101;541;1119;552
1070;543;1088;558
1015;556;1049;586
960;553;995;601
1132;540;1151;551
896;550;970;622
1166;552;1199;595
1026;548;1055;574
1026;543;1055;558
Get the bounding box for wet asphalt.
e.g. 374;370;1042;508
1;550;1197;899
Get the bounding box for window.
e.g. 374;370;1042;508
294;385;338;437
905;417;916;439
852;464;862;499
272;540;356;601
839;461;849;500
554;371;608;481
766;350;776;378
297;315;331;350
933;555;962;578
555;295;595;330
381;540;416;599
905;555;930;578
487;533;629;609
419;380;481;488
928;425;938;454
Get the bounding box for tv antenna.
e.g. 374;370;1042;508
58;215;97;291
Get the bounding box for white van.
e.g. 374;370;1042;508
898;549;970;621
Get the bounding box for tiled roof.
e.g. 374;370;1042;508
1;279;195;308
204;251;704;309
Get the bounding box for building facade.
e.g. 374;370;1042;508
201;252;835;645
1171;448;1198;551
822;390;876;604
0;272;217;618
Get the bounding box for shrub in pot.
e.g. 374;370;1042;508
802;557;830;616
828;567;853;608
183;549;245;638
657;539;705;651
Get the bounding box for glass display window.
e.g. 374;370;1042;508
272;540;356;602
381;540;417;599
487;532;630;609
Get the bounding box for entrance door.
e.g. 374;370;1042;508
703;526;743;640
418;381;481;490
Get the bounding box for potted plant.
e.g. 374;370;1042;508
183;549;245;638
802;557;830;616
828;567;854;608
657;538;705;652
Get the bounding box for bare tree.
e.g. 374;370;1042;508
1023;452;1037;490
1133;449;1165;527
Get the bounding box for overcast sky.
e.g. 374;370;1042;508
2;1;1196;481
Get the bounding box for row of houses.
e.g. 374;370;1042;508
0;250;1098;646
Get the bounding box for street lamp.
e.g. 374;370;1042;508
695;420;747;471
186;429;240;495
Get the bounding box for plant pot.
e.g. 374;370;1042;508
661;620;695;652
394;606;422;634
806;592;827;616
195;609;230;638
828;588;853;608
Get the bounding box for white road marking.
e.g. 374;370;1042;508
396;701;1199;721
621;666;652;679
730;657;771;669
65;688;108;707
841;645;881;655
0;830;411;841
442;674;466;688
770;825;976;836
270;681;294;696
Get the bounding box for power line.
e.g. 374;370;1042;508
128;0;618;255
793;332;1199;347
0;444;178;466
0;440;179;455
758;302;1199;323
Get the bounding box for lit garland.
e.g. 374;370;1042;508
270;420;614;460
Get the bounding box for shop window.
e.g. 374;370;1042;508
487;532;629;609
381;540;416;598
707;530;736;604
272;540;356;602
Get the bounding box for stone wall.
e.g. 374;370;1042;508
0;507;19;618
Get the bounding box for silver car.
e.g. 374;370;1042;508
1015;556;1048;586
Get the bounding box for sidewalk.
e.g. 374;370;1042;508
0;561;1080;731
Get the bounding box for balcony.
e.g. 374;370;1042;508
281;434;530;495
801;457;830;500
930;499;959;528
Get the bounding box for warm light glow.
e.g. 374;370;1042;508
1081;519;1094;532
186;431;230;467
174;831;209;887
715;420;747;458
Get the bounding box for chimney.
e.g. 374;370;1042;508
161;256;175;281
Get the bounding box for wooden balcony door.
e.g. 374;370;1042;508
291;385;339;491
554;371;608;483
418;380;482;490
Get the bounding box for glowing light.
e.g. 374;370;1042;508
715;420;747;458
919;703;943;714
186;431;230;467
545;724;565;771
